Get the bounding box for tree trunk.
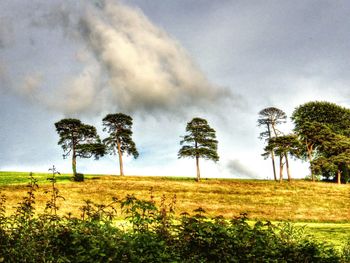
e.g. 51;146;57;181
279;155;284;183
117;138;124;176
337;168;341;185
72;138;77;176
196;155;200;182
285;153;291;182
267;125;277;181
271;123;278;137
194;141;200;181
306;142;315;182
72;153;77;176
271;151;277;181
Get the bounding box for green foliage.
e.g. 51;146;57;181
102;113;139;159
263;134;303;181
258;107;287;139
44;165;65;217
75;143;106;159
178;118;219;161
120;194;158;232
14;172;38;221
0;179;348;262
343;240;350;262
263;134;302;159
292;101;350;136
178;118;219;181
55;118;105;158
292;101;350;183
55;118;105;177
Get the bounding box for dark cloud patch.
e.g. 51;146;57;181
0;17;14;49
227;159;259;179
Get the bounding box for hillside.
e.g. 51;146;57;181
0;172;349;222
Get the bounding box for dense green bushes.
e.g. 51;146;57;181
0;175;349;262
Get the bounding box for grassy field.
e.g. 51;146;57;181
0;171;349;248
299;222;350;248
0;171;99;185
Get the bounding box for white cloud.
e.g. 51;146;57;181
76;0;229;114
3;0;232;116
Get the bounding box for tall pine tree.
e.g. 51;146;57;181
258;107;287;181
178;118;219;181
102;113;139;176
55;118;105;181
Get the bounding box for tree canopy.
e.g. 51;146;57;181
263;134;301;182
291;101;350;183
55;118;105;180
292;101;350;136
258;107;287;138
178;117;219;181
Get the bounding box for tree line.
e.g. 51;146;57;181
55;115;218;182
55;100;350;184
259;101;350;184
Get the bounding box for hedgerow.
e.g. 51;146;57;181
0;173;348;262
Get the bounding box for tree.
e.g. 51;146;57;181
311;129;350;184
291;101;350;182
178;118;219;182
291;101;350;136
55;119;105;180
263;134;302;182
258;107;287;181
102;113;139;176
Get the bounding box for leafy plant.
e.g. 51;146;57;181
120;194;158;232
44;165;65;219
14;172;38;222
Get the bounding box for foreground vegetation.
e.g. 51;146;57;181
0;174;349;262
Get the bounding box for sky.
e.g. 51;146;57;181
1;0;350;179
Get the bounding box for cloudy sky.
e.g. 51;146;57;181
1;0;350;179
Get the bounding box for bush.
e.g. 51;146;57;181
74;173;84;182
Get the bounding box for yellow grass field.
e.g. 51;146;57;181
0;174;349;222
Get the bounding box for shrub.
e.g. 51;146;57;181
74;173;84;182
